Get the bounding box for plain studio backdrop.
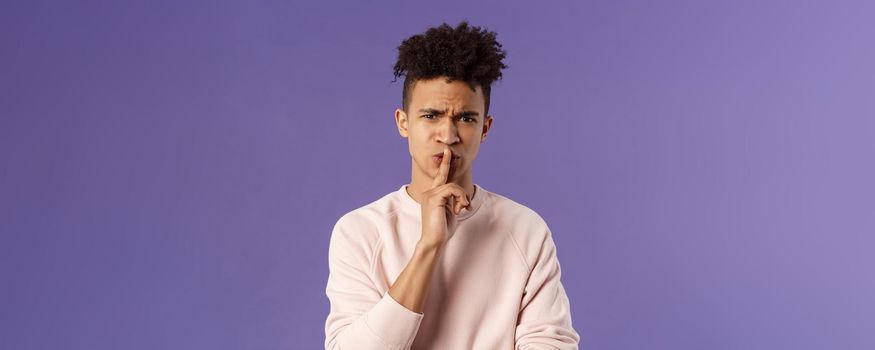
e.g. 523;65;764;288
1;0;873;349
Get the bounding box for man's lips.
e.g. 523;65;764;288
432;151;461;159
432;152;461;166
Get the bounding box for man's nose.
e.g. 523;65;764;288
436;117;460;144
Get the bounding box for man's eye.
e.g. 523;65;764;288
422;114;435;119
461;117;475;123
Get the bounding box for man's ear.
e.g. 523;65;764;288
481;115;493;143
395;108;409;138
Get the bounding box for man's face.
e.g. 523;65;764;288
395;77;493;184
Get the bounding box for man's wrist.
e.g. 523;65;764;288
416;237;443;251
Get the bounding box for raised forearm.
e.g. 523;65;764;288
388;239;443;313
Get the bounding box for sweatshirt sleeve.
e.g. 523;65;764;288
514;224;581;349
324;213;424;350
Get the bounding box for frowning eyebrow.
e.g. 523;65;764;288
418;108;480;119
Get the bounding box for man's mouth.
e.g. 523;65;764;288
432;151;461;159
432;152;461;166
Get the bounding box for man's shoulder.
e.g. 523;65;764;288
484;189;554;254
483;190;563;272
332;187;404;233
328;187;404;253
484;190;549;229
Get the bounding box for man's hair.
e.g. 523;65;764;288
393;21;508;116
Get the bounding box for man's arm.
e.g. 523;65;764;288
325;150;468;349
324;215;427;350
389;147;470;313
514;225;580;349
388;240;443;313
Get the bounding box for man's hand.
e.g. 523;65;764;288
420;147;470;246
387;147;470;313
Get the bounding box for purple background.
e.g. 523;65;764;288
2;0;874;349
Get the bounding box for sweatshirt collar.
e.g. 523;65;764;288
398;183;486;221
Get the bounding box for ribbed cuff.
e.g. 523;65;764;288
365;292;424;347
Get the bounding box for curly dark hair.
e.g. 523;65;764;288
393;21;508;116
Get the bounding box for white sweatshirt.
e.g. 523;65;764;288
324;183;580;349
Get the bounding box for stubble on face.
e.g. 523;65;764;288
403;78;489;187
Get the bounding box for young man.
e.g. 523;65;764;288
324;21;580;349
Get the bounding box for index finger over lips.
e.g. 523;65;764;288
431;148;451;189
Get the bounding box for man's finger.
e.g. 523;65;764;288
451;188;468;215
456;193;466;213
431;148;451;188
434;184;465;214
